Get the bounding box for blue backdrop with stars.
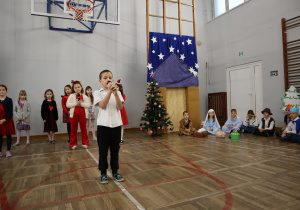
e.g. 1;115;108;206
147;32;199;83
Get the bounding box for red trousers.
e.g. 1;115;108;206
70;107;89;148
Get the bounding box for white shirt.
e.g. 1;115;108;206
258;117;274;130
94;88;124;128
243;118;258;127
284;117;299;134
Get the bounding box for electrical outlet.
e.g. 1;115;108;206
270;70;278;76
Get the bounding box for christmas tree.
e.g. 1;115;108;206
140;77;173;136
281;86;300;111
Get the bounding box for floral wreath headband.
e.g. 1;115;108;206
71;80;81;85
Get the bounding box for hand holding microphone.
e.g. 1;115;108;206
77;93;81;106
107;81;117;94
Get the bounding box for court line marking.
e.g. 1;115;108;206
86;149;145;210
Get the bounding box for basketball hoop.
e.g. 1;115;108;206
67;0;94;21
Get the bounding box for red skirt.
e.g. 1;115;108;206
0;118;16;136
120;107;128;126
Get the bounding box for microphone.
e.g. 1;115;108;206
77;93;80;101
107;81;115;91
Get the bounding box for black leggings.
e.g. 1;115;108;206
67;123;71;140
0;135;12;152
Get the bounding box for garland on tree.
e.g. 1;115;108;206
281;86;300;111
140;77;173;136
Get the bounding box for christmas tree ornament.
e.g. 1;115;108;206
170;127;173;131
158;114;161;117
154;102;157;106
156;83;158;86
140;127;143;131
154;87;157;89
151;94;154;97
144;114;147;116
158;127;160;129
146;101;149;104
146;122;150;125
150;130;153;134
158;105;161;108
163;109;166;111
162;126;165;129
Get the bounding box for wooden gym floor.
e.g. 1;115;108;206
1;130;300;210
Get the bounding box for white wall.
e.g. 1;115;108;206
206;0;300;126
0;0;209;136
0;0;148;136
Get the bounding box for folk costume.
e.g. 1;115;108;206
253;108;275;137
280;107;300;144
222;115;242;133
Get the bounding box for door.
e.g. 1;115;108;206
227;61;263;120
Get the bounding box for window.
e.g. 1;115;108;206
213;0;248;18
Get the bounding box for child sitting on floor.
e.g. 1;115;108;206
222;109;242;134
179;111;195;136
280;106;300;143
240;110;258;133
204;109;220;134
276;104;291;137
253;108;275;137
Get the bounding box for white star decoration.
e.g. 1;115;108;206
174;37;177;40
169;46;175;53
186;38;192;45
195;63;199;69
182;42;185;45
151;37;157;44
146;63;153;70
158;53;165;60
191;52;194;55
177;49;180;53
152;50;155;53
163;39;166;42
180;54;186;61
188;67;198;77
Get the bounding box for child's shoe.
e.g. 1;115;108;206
100;174;109;184
52;140;56;144
48;140;52;144
6;151;12;157
113;173;124;182
72;146;77;150
13;143;20;147
82;145;88;149
120;140;124;144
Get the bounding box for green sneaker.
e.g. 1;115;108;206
100;174;108;184
113;173;124;182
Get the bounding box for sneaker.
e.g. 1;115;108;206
82;145;88;149
6;151;12;157
113;173;124;182
48;140;52;144
120;140;124;144
0;152;3;157
239;129;244;133
100;174;109;184
13;143;20;147
52;140;56;144
72;146;77;150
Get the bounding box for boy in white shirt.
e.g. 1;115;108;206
253;108;275;137
280;106;300;143
94;70;125;184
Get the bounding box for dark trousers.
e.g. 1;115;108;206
67;122;71;140
241;125;257;133
97;125;121;175
0;135;12;152
253;128;274;137
275;129;284;137
280;133;300;143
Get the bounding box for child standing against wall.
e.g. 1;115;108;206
115;79;128;143
13;90;31;146
61;85;72;143
0;84;15;157
94;70;125;184
67;81;90;149
85;86;97;140
41;89;58;144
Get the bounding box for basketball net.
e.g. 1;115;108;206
67;0;94;21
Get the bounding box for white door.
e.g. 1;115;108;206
227;61;263;120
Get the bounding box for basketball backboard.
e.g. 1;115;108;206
31;0;120;32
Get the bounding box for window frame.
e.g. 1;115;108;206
212;0;248;19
